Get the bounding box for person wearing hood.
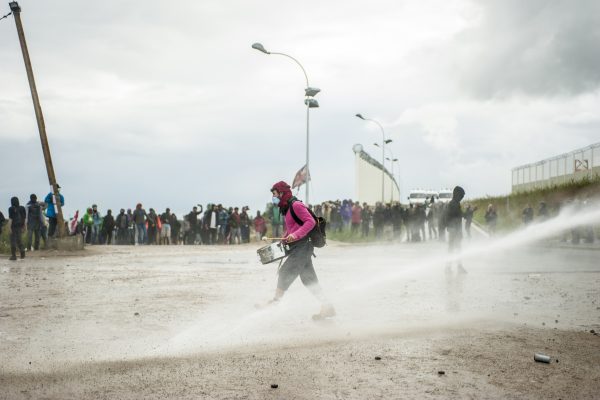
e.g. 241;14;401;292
445;186;466;273
26;194;43;251
260;181;335;320
8;197;27;260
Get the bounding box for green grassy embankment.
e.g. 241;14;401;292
467;176;600;233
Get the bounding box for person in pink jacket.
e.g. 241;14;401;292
264;181;335;320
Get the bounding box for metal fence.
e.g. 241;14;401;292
512;142;600;193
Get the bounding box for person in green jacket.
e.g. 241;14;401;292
271;204;283;238
82;208;94;244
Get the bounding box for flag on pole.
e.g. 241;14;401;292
292;164;310;189
69;210;79;234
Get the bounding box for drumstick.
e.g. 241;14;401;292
261;236;285;241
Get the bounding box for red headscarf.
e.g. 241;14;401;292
271;181;293;212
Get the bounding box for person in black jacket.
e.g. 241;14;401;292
102;210;115;245
26;194;43;251
445;186;466;273
115;209;128;245
0;211;5;235
8;197;27;261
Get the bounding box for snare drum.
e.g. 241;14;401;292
257;242;289;265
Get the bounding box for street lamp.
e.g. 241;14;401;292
374;142;400;203
386;156;399;202
252;42;319;205
357;114;390;203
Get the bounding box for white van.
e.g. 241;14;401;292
409;190;434;206
437;189;453;204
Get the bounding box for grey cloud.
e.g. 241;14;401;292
455;0;600;98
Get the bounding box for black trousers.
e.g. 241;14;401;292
117;228;128;244
48;217;58;237
27;222;41;250
10;226;25;253
277;240;319;291
209;228;217;244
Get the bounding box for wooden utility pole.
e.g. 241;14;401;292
9;1;65;237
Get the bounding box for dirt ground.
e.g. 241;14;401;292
1;240;599;399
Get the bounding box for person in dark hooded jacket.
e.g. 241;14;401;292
445;186;466;273
8;197;27;260
26;194;43;251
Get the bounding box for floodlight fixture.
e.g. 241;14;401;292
305;87;320;97
304;98;319;108
251;42;269;54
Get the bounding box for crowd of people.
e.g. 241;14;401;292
311;198;480;242
0;188;274;250
2;188;596;260
0;190;63;260
520;199;596;244
73;203;270;246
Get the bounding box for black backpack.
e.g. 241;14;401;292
28;203;41;221
288;199;327;248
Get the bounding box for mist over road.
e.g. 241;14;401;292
1;237;598;398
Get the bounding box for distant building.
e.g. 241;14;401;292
512;142;600;193
353;144;400;204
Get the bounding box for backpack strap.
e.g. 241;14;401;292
288;198;304;226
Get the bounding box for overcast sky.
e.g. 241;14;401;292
1;0;599;217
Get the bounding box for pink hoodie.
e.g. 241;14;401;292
283;201;315;242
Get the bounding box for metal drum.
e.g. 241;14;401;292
257;242;288;265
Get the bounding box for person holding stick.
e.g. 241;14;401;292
259;181;335;320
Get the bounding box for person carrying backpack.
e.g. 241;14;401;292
8;196;27;260
259;181;335;320
26;194;43;251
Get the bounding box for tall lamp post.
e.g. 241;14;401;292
252;42;320;206
357;114;391;203
374;142;400;203
10;1;65;237
386;156;399;202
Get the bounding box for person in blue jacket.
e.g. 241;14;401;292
44;185;64;237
